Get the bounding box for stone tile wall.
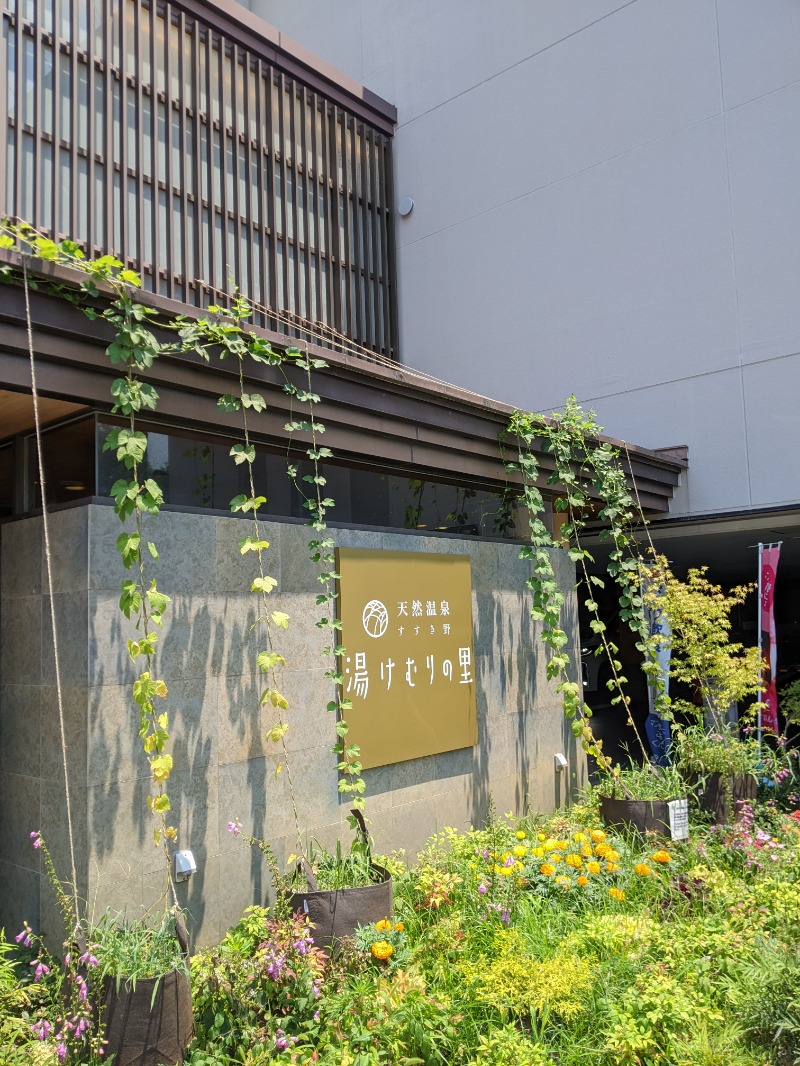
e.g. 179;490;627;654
0;504;584;946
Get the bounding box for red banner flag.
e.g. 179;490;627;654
760;545;781;734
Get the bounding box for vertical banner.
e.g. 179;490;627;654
336;549;478;769
643;577;672;766
759;544;781;735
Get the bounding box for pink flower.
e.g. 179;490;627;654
56;1042;67;1063
31;1019;51;1041
30;960;50;982
477;883;488;895
15;927;32;948
227;818;242;837
30;831;43;849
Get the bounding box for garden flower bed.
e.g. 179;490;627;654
4;791;800;1065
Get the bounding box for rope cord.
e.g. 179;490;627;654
22;256;81;919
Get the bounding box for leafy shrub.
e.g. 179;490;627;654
190;907;325;1063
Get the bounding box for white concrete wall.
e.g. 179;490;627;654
249;0;800;518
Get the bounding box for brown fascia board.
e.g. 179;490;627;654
0;256;685;510
174;0;397;134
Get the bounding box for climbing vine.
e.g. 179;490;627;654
506;397;668;783
0;221;366;874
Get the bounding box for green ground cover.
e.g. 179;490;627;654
5;788;800;1065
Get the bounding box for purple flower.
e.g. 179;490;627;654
275;1029;289;1051
227;818;242;837
79;950;99;968
477;883;488;895
31;1019;51;1041
15;928;32;948
30;831;43;849
30;960;50;982
56;1042;67;1063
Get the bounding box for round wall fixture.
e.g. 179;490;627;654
397;196;414;217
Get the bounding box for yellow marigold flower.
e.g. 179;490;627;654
609;887;625;901
393;922;404;932
493;864;504;875
375;918;392;932
590;829;607;843
532;847;545;858
652;850;671;865
605;862;620;874
371;940;394;960
516;830;527;840
573;832;588;843
543;837;557;850
565;853;582;869
555;876;572;889
580;844;594;858
594;842;611;858
537;832;546;841
576;875;589;887
555;840;570;851
513;845;527;858
604;848;621;862
499;865;514;876
515;861;524;871
549;851;564;864
635;863;652;877
540;863;556;877
586;861;602;875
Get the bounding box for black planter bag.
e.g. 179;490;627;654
286;811;392;951
100;912;193;1066
287;862;393;951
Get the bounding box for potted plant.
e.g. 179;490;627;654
230;810;392;952
594;762;689;837
642;558;763;824
90;911;192;1066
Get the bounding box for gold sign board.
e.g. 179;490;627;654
336;548;478;770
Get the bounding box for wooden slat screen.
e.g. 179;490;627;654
1;0;397;358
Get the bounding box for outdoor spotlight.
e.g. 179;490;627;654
554;753;568;773
397;196;414;217
174;850;197;882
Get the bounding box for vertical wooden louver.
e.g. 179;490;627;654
1;0;397;358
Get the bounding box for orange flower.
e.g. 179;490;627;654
565;853;583;870
590;829;607;843
393;922;405;932
375;918;392;932
609;887;625;901
540;863;556;877
580;844;594;858
586;861;602;875
605;862;621;874
371;940;394;960
652;850;671;865
635;863;652;877
576;875;589;887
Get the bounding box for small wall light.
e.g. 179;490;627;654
174;850;197;882
397;196;414;217
554;753;568;773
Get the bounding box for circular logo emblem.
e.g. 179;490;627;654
362;599;389;638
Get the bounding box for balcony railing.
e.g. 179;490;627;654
1;0;398;358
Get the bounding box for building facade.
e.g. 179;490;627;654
249;0;800;700
0;0;686;941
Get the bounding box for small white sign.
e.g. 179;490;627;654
668;799;689;841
